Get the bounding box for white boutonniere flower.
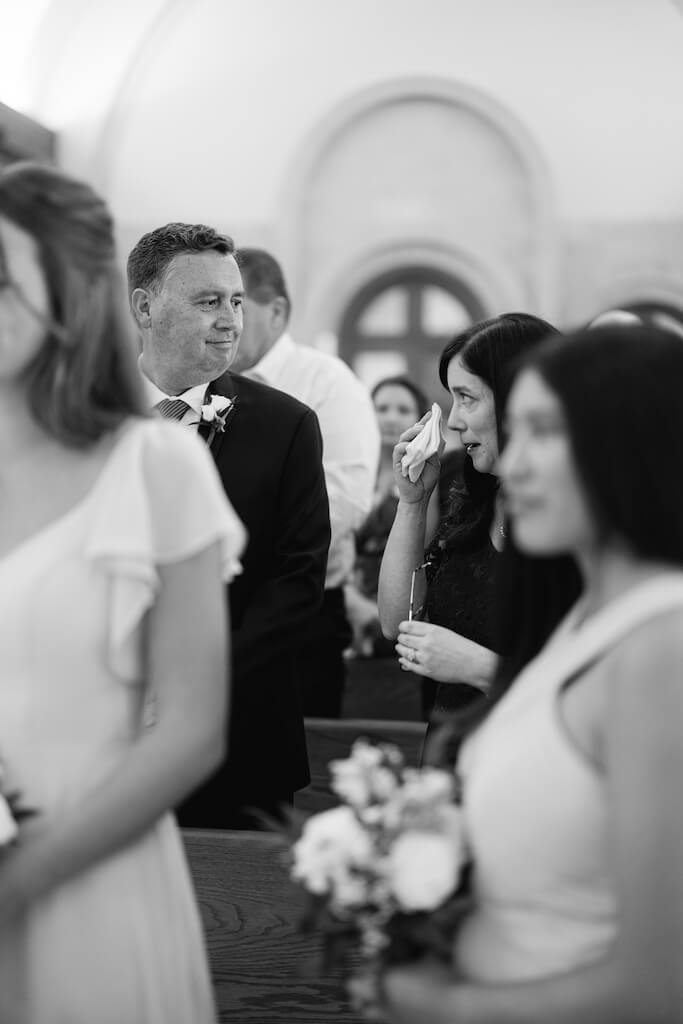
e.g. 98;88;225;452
0;793;18;847
200;395;235;435
0;760;35;849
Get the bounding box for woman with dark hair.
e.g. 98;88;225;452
383;325;683;1023
0;162;245;1022
345;375;439;660
378;313;559;721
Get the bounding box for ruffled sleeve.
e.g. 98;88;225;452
84;419;247;681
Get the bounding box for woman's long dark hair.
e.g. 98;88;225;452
470;324;683;730
0;161;147;447
435;312;559;552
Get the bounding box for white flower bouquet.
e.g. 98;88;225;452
289;738;469;1018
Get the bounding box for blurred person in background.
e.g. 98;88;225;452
0;162;245;1023
233;247;379;718
345;375;440;661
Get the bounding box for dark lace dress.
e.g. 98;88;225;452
423;537;501;715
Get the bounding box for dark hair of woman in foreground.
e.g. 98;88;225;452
487;323;683;717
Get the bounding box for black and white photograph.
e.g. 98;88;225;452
2;2;683;1021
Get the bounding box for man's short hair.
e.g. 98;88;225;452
127;222;236;296
237;247;290;312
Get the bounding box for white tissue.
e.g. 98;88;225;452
400;404;443;483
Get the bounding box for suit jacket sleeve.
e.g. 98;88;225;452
230;406;330;680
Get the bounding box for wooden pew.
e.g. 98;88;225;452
183;829;365;1024
296;717;427;814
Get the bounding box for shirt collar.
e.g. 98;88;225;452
249;332;295;383
138;357;211;415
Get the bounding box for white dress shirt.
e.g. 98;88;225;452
141;367;208;430
246;332;380;588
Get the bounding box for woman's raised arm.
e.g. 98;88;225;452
378;418;442;639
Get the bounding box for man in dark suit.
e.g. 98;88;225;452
127;222;330;828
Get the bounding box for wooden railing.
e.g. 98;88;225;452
183;829;364;1023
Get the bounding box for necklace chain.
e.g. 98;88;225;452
494;491;507;540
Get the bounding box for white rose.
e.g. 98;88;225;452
330;762;371;808
201;397;232;423
370;766;399;802
292;806;373;898
387;831;461;911
331;742;402;809
0;794;18;847
329;869;370;912
357;804;385;827
348;739;385;770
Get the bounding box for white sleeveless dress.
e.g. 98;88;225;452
454;574;683;983
0;418;246;1024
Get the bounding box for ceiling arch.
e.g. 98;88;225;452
17;0;173;182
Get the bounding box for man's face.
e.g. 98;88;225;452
143;251;244;392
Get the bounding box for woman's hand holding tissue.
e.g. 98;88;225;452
392;405;444;504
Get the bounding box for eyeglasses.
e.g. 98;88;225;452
408;558;432;622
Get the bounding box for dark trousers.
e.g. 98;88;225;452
295;587;352;718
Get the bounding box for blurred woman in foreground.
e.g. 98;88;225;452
384;324;683;1024
0;162;244;1023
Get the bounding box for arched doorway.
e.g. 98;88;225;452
339;266;486;407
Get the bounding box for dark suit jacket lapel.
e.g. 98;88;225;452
199;373;237;459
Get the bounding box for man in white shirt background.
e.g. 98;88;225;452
232;248;380;717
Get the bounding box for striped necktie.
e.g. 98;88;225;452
155;398;190;421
